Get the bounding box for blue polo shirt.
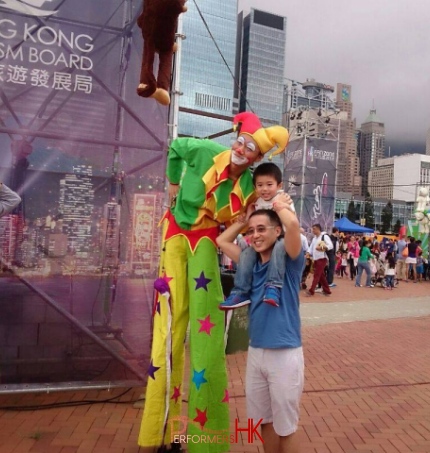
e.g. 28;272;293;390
248;251;304;349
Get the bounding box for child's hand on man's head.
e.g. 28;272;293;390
273;192;295;213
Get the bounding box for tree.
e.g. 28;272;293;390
364;192;375;229
381;201;393;234
393;219;402;234
346;200;356;222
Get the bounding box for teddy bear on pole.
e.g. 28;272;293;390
137;0;187;106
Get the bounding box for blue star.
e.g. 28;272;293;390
192;369;208;390
148;360;160;380
194;271;212;291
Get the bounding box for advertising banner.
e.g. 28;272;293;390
284;137;338;232
0;0;168;389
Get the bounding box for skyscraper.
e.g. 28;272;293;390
238;8;287;168
335;83;362;196
357;109;385;196
178;0;238;145
59;165;94;259
426;126;430;156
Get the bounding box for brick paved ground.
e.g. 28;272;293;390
1;278;430;453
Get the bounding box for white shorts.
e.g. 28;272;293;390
405;257;417;264
246;346;304;437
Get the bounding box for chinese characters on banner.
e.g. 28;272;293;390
0;65;92;93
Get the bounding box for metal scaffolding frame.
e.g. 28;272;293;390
0;0;166;392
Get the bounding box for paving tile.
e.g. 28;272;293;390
1;280;430;452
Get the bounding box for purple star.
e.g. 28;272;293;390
148;360;160;380
194;271;212;291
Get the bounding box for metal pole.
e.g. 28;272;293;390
171;14;185;142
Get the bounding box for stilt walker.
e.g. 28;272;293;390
138;113;290;452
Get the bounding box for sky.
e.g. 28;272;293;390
238;0;430;154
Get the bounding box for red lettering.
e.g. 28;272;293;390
234;418;264;443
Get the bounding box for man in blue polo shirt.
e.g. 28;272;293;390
217;194;304;453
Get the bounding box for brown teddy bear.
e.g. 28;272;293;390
137;0;187;106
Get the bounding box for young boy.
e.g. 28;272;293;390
416;251;424;282
219;163;295;310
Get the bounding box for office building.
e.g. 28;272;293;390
357;109;385;196
178;0;238;145
426;127;430;156
335;192;414;230
59;165;94;259
368;154;430;202
335;83;362;196
238;8;286;168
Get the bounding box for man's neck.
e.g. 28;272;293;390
228;163;245;181
259;247;275;264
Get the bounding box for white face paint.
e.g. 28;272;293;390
231;152;248;166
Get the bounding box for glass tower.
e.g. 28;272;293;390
239;9;287;168
178;0;238;146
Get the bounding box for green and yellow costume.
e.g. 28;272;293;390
139;138;256;452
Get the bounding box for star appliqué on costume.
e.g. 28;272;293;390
194;271;211;291
171;385;181;404
192;368;208;390
198;315;216;335
222;389;229;403
193;407;208;429
162;271;173;284
148;360;160;380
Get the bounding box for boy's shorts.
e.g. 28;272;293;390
246;346;304;436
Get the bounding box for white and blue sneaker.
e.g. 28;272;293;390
219;293;251;310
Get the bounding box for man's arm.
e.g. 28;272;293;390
273;194;301;259
0;183;21;218
216;219;247;264
166;138;223;184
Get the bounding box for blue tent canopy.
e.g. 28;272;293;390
334;217;374;233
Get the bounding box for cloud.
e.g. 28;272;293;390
238;0;430;145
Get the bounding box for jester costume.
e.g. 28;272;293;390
139;113;289;452
139;138;256;452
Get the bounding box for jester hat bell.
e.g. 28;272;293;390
233;112;289;160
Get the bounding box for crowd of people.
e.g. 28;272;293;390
300;229;428;292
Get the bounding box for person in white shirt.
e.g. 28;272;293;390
0;183;21;218
300;228;310;254
306;223;333;296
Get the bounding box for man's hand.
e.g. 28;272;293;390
168;183;179;205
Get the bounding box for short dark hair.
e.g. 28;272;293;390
249;209;282;228
312;223;322;231
332;227;339;233
253;162;282;186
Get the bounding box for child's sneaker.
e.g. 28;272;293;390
263;285;281;307
219;293;251;310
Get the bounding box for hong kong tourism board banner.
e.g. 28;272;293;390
284;137;337;232
0;1;168;388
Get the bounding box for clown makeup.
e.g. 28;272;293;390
231;135;261;167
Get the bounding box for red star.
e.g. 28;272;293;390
162;271;173;284
198;315;216;335
171;385;181;404
222;389;229;403
193;407;208;429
